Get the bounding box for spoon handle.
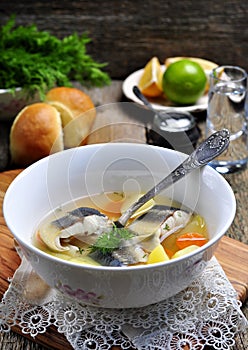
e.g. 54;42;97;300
133;85;155;111
116;129;229;227
133;85;169;121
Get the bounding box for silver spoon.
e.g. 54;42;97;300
133;85;171;125
116;129;230;227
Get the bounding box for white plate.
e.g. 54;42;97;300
0;88;40;121
122;66;209;113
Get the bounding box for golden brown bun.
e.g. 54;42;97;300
10;103;63;166
10;87;96;166
45;87;96;148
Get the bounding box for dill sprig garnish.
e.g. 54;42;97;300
90;226;135;255
78;247;84;255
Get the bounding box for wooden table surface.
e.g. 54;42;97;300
1;1;248;79
0;81;247;349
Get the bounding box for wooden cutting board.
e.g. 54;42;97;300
0;169;248;350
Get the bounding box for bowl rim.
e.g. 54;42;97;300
3;143;236;271
0;87;22;93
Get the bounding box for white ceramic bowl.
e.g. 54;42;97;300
0;88;39;121
3;143;236;308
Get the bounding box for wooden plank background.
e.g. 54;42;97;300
0;0;248;79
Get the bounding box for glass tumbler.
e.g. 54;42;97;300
206;65;248;174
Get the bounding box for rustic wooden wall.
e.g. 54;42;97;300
0;0;248;79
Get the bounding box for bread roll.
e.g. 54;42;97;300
45;87;96;148
10;87;96;166
10;103;63;166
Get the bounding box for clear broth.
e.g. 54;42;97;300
33;192;209;266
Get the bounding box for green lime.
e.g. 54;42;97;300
162;59;207;105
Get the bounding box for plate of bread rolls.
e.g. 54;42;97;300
9;87;96;167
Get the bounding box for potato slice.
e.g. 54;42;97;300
147;244;170;264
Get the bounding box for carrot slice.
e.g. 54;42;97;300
176;232;207;250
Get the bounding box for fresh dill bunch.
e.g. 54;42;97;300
0;16;111;98
90;226;135;255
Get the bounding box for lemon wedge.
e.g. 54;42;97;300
164;56;218;71
138;57;163;97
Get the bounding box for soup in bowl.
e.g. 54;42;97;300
3;143;236;308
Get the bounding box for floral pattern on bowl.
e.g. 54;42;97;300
56;281;103;306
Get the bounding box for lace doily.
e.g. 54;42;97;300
0;255;247;350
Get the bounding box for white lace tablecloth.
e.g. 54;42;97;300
0;254;247;350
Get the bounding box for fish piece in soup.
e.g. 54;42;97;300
34;193;209;267
89;244;148;267
88;225;148;266
52;207;106;229
87;205;192;266
38;207;113;252
127;205;192;248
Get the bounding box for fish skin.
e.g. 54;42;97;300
52;215;78;230
89;250;124;267
69;207;105;218
128;205;181;235
52;207;105;229
39;208;113;252
126;204;192;252
59;215;113;244
112;245;148;265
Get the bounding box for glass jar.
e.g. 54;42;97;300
148;110;201;154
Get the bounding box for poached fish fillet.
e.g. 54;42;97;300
38;205;192;266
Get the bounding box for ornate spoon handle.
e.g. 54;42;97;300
116;129;230;227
